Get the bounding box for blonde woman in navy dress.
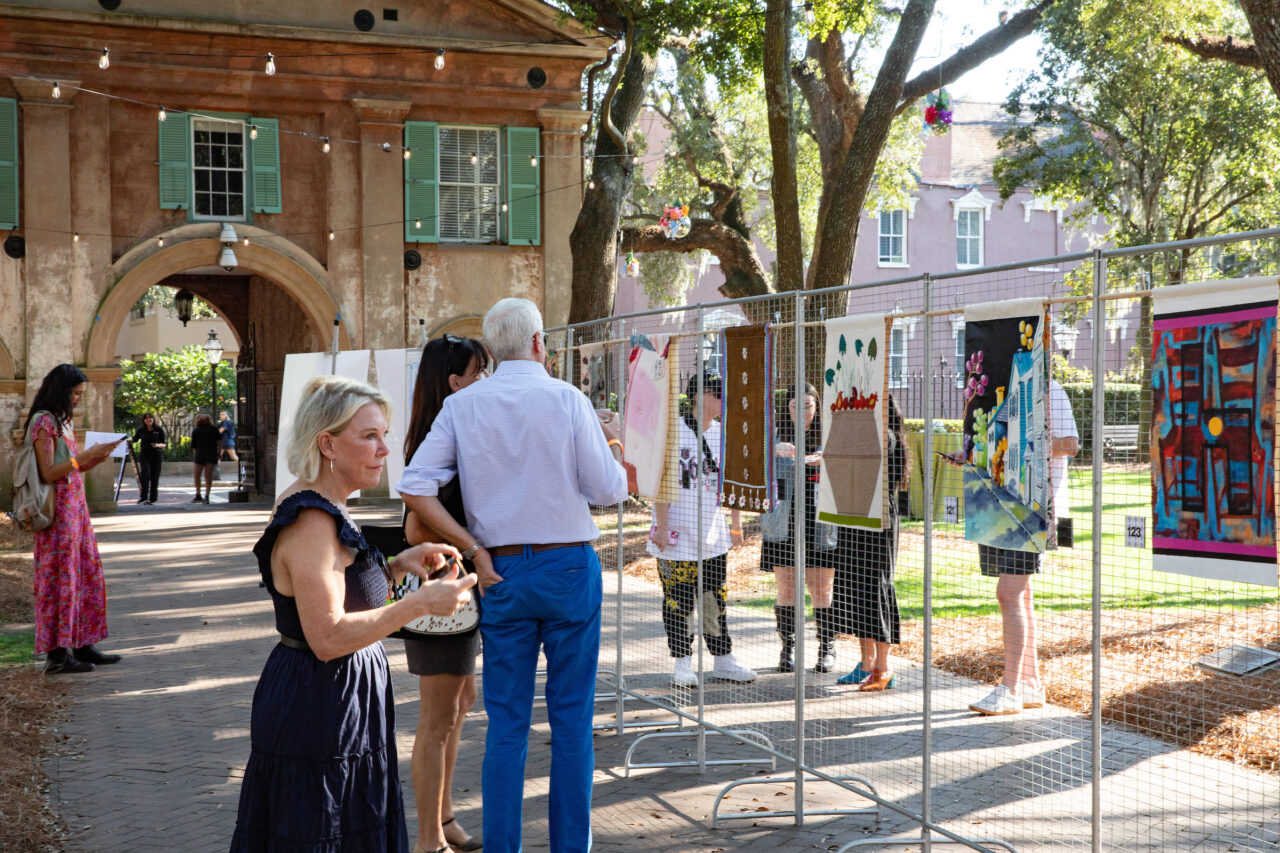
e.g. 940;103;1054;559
230;376;477;852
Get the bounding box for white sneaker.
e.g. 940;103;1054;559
969;684;1023;716
671;656;698;687
711;653;757;683
1020;682;1045;709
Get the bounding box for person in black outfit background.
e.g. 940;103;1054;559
190;413;221;503
400;334;489;853
131;412;166;505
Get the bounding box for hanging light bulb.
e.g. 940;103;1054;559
158;105;167;122
804;2;815;26
73;232;80;242
501;202;508;212
249;124;258;140
99;48;110;70
434;49;446;71
414;218;422;229
322;137;331;153
584;154;591;166
51;81;61;99
530;154;537;168
242;236;250;246
631;154;639;166
470;152;478;165
588;180;595;190
328;230;335;241
157;236;165;247
265;53;276;76
403;147;412;160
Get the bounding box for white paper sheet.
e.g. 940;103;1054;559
84;431;130;458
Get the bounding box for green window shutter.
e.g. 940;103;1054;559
157;110;190;209
404;121;438;243
506;126;540;246
249;117;281;213
0;98;17;230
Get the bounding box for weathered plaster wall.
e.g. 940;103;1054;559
406;246;542;334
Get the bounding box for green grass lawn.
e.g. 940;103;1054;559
0;630;34;667
739;465;1279;619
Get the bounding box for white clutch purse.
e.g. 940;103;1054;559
392;570;480;636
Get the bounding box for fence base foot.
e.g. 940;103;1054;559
837;835;1018;853
710;772;880;828
623;728;776;777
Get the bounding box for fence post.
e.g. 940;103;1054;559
695;304;708;774
920;273;935;851
1090;249;1105;853
792;288;807;827
614;320;627;736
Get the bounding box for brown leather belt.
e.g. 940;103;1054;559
488;541;584;558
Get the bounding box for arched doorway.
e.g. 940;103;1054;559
87;228;349;501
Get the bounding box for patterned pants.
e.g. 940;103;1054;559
657;554;731;658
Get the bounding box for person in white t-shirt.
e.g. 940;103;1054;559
968;377;1079;716
648;373;757;687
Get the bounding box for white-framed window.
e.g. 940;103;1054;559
954;323;966;388
878;208;907;266
889;325;908;388
438;126;501;242
191;118;247;221
956;208;983;267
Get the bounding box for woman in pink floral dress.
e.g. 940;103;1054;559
27;364;125;674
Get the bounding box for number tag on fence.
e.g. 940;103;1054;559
1125;515;1145;548
943;496;959;525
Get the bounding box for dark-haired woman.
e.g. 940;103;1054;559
26;364;124;673
836;393;909;692
761;383;847;673
190;413;220;503
401;335;489;853
131;413;166;505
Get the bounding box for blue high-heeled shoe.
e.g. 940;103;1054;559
837;662;871;685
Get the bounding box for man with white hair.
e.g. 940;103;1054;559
397;297;627;853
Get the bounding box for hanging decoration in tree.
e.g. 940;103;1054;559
924;89;953;135
659;204;691;240
625;251;640;277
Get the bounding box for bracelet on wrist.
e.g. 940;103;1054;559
69;456;80;471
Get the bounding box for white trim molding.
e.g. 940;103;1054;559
950;188;996;221
1020;195;1066;224
866;196;920;219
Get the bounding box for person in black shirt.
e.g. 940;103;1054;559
190;413;221;503
131;412;167;505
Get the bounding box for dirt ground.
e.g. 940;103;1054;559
613;505;1280;777
0;516;69;851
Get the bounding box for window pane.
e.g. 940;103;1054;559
195;171;210;191
211;145;226;168
228;148;243;169
212;194;227;216
210;131;226;146
229;196;243;216
229;172;243;193
194;145;211;167
211;171;226;193
195;192;210;215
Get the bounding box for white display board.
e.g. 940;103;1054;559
274;350;372;500
373;347;424;499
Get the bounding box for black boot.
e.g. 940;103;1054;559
44;647;95;674
814;608;836;673
774;605;795;673
74;644;122;665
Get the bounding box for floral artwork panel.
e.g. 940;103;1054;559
818;313;889;529
1150;277;1279;586
961;300;1051;553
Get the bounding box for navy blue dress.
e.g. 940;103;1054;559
230;491;409;852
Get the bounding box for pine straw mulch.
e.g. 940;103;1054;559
606;506;1280;777
0;515;69;851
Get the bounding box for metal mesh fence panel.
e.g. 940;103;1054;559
547;227;1280;851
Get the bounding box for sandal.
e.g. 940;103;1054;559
858;668;897;692
443;816;482;852
412;846;454;853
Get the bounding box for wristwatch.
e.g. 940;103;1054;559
460;541;482;561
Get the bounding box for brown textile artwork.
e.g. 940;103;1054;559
718;324;773;512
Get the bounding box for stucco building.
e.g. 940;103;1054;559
1;0;605;507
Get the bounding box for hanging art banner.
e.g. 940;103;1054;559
961;299;1052;552
656;338;684;505
718;324;773;511
578;342;609;410
1150;277;1279;586
817;313;890;529
275;350;372;500
622;338;672;500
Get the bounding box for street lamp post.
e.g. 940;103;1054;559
203;330;224;415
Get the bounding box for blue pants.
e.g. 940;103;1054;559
480;544;602;853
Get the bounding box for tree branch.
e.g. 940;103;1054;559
1161;32;1262;68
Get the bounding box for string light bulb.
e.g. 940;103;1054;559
51;81;61;99
328;230;335;241
530;154;537;168
470;152;478;165
403;147;412;160
249;124;258;140
414;218;422;229
242;236;250;246
804;2;815;26
158;105;167;122
434;49;446;71
99;48;110;70
73;232;80;242
157;236;165;247
588;180;595;190
501;202;508;212
265;53;276;76
631;154;639;166
321;137;331;153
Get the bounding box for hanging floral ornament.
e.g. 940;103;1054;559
625;251;640;277
659;203;691;240
924;88;953;135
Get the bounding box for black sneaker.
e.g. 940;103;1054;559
44;648;95;674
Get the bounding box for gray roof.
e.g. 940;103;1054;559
934;101;1026;186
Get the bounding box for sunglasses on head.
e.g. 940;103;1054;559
442;333;464;345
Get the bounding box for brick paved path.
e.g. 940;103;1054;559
46;503;1279;852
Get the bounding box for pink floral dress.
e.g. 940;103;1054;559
31;414;109;654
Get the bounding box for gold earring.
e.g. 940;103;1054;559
329;458;334;474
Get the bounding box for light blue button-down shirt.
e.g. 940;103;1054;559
395;359;628;547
